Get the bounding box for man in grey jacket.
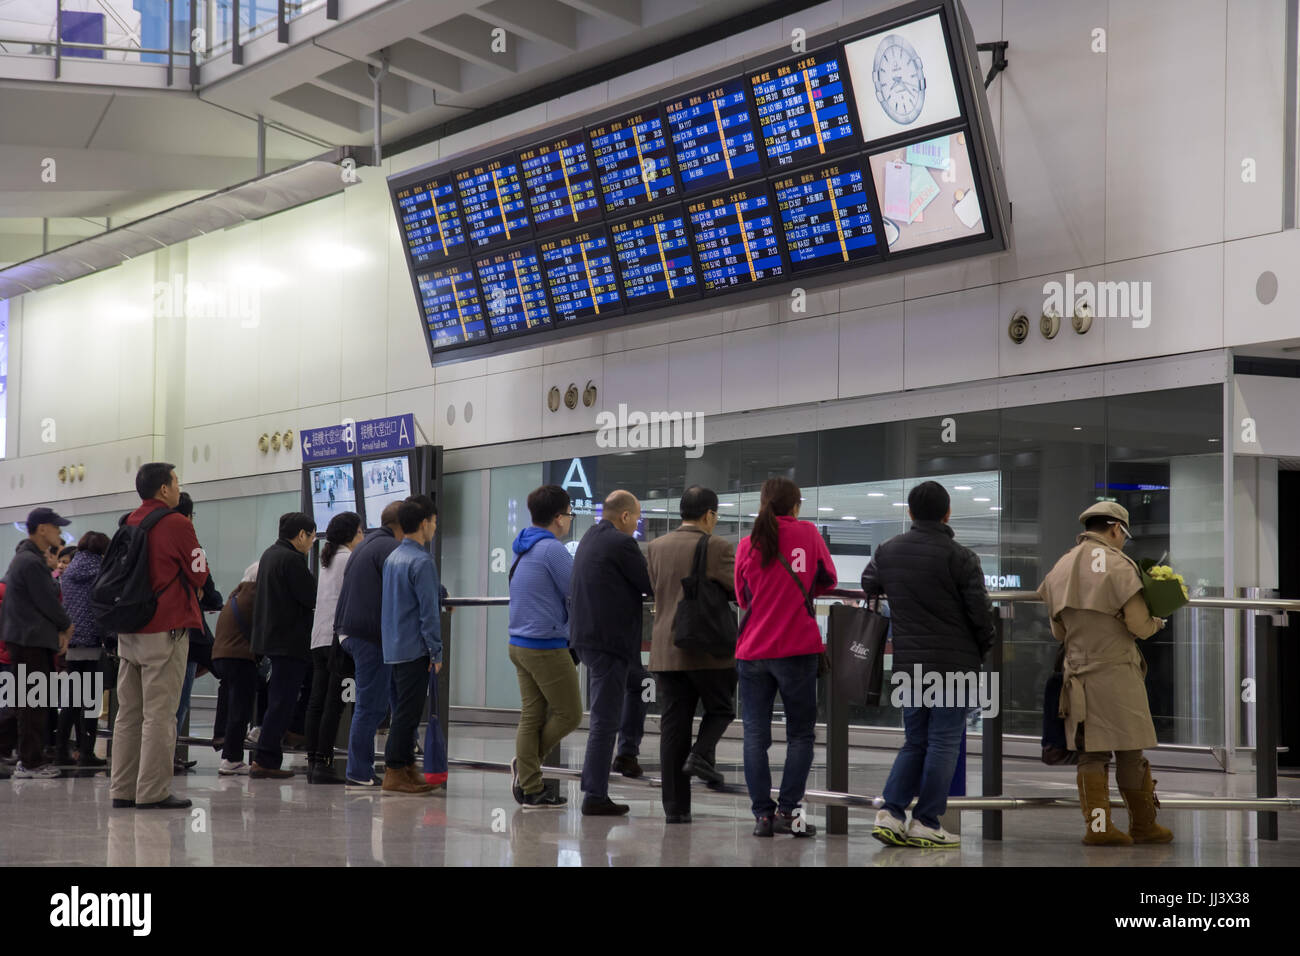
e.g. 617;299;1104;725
0;507;74;778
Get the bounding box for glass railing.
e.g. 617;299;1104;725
0;0;330;71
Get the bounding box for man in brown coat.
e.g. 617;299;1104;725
646;485;737;823
1037;501;1173;846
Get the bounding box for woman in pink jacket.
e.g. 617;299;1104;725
734;477;838;837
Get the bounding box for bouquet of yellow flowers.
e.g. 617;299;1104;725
1138;560;1190;618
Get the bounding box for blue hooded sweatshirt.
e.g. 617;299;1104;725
507;526;573;649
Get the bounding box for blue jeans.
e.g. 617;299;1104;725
618;659;650;759
577;647;630;800
342;638;391;783
175;660;198;730
738;654;819;818
882;706;968;829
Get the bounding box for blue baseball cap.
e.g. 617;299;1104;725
27;507;71;529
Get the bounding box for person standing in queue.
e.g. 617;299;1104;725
734;477;837;838
378;498;442;796
646;485;738;823
0;508;74;778
1037;501;1173;846
304;511;363;785
508;485;581;810
569;490;653;816
110;465;209;809
249;513;317;779
335;502;404;789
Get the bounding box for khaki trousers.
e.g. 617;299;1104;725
111;630;189;805
509;644;581;795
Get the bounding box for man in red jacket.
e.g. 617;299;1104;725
109;463;209;810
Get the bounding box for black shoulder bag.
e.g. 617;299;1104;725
672;534;738;658
776;553;831;675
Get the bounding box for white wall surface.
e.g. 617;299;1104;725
1;0;1295;508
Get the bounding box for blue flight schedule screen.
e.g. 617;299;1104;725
394;173;466;265
474;244;554;339
519;134;602;233
687;185;786;293
417;261;489;350
588;109;678;213
663;78;762;194
773;160;878;272
610;207;699;307
455;156;532;251
750;49;856;169
539;228;622;323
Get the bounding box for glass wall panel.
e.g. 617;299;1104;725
485;462;544;708
441;469;485;708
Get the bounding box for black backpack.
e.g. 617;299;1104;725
91;507;180;633
672;534;738;658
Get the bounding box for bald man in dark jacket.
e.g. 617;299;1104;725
569;490;653;815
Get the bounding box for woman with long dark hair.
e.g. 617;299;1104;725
57;531;111;767
734;477;838;837
305;510;364;784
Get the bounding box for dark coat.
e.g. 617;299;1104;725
1;539;71;650
569;519;653;661
250;539;316;661
860;520;994;673
61;550;108;649
213;580;257;662
334;527;401;645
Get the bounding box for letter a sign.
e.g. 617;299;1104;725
561;458;593;499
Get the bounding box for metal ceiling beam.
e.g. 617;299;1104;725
558;0;642;27
380;39;467;95
413;16;519;73
271;84;365;132
472;0;579;50
316;61;413;114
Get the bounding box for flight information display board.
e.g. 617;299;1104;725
773;159;879;273
455;155;532;251
687;184;786;293
749;48;858;169
394;173;466;265
417;261;489;349
664;77;764;194
518;134;602;233
588;108;679;213
539;227;623;323
389;0;1009;363
475;244;554;340
610;206;700;307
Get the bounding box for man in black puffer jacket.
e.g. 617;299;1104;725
860;481;994;850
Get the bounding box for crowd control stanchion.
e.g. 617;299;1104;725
941;730;966;835
1256;609;1280;841
982;604;1010;841
826;606;850;836
439;609;452;743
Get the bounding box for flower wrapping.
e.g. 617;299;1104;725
1138;560;1190;618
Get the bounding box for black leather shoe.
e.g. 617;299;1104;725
137;795;192;810
581;796;630;816
753;815;774;837
774;809;817;837
78;754;107;769
111;799;136;808
683;752;724;785
610;755;643;778
665;813;692;824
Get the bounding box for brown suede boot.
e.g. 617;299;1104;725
1120;761;1174;844
1077;765;1134;846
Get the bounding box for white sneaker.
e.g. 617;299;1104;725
218;759;249;775
904;818;960;848
244;726;261;747
13;763;60;779
871;809;908;846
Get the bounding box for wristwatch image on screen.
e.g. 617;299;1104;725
872;34;926;125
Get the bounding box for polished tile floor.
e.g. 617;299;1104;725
2;718;1297;866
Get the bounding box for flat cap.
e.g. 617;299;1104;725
1078;500;1130;527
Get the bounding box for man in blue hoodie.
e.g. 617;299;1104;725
508;484;581;810
380;498;442;796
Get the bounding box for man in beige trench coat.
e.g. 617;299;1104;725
1037;502;1174;846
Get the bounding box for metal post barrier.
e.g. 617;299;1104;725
1256;610;1279;840
982;605;1009;840
826;611;849;835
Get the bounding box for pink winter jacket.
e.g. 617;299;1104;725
734;516;838;660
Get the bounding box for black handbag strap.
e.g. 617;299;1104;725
689;531;710;584
776;553;815;619
229;594;247;634
508;553;523;582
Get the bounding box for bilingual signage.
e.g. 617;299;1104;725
301;414;416;462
